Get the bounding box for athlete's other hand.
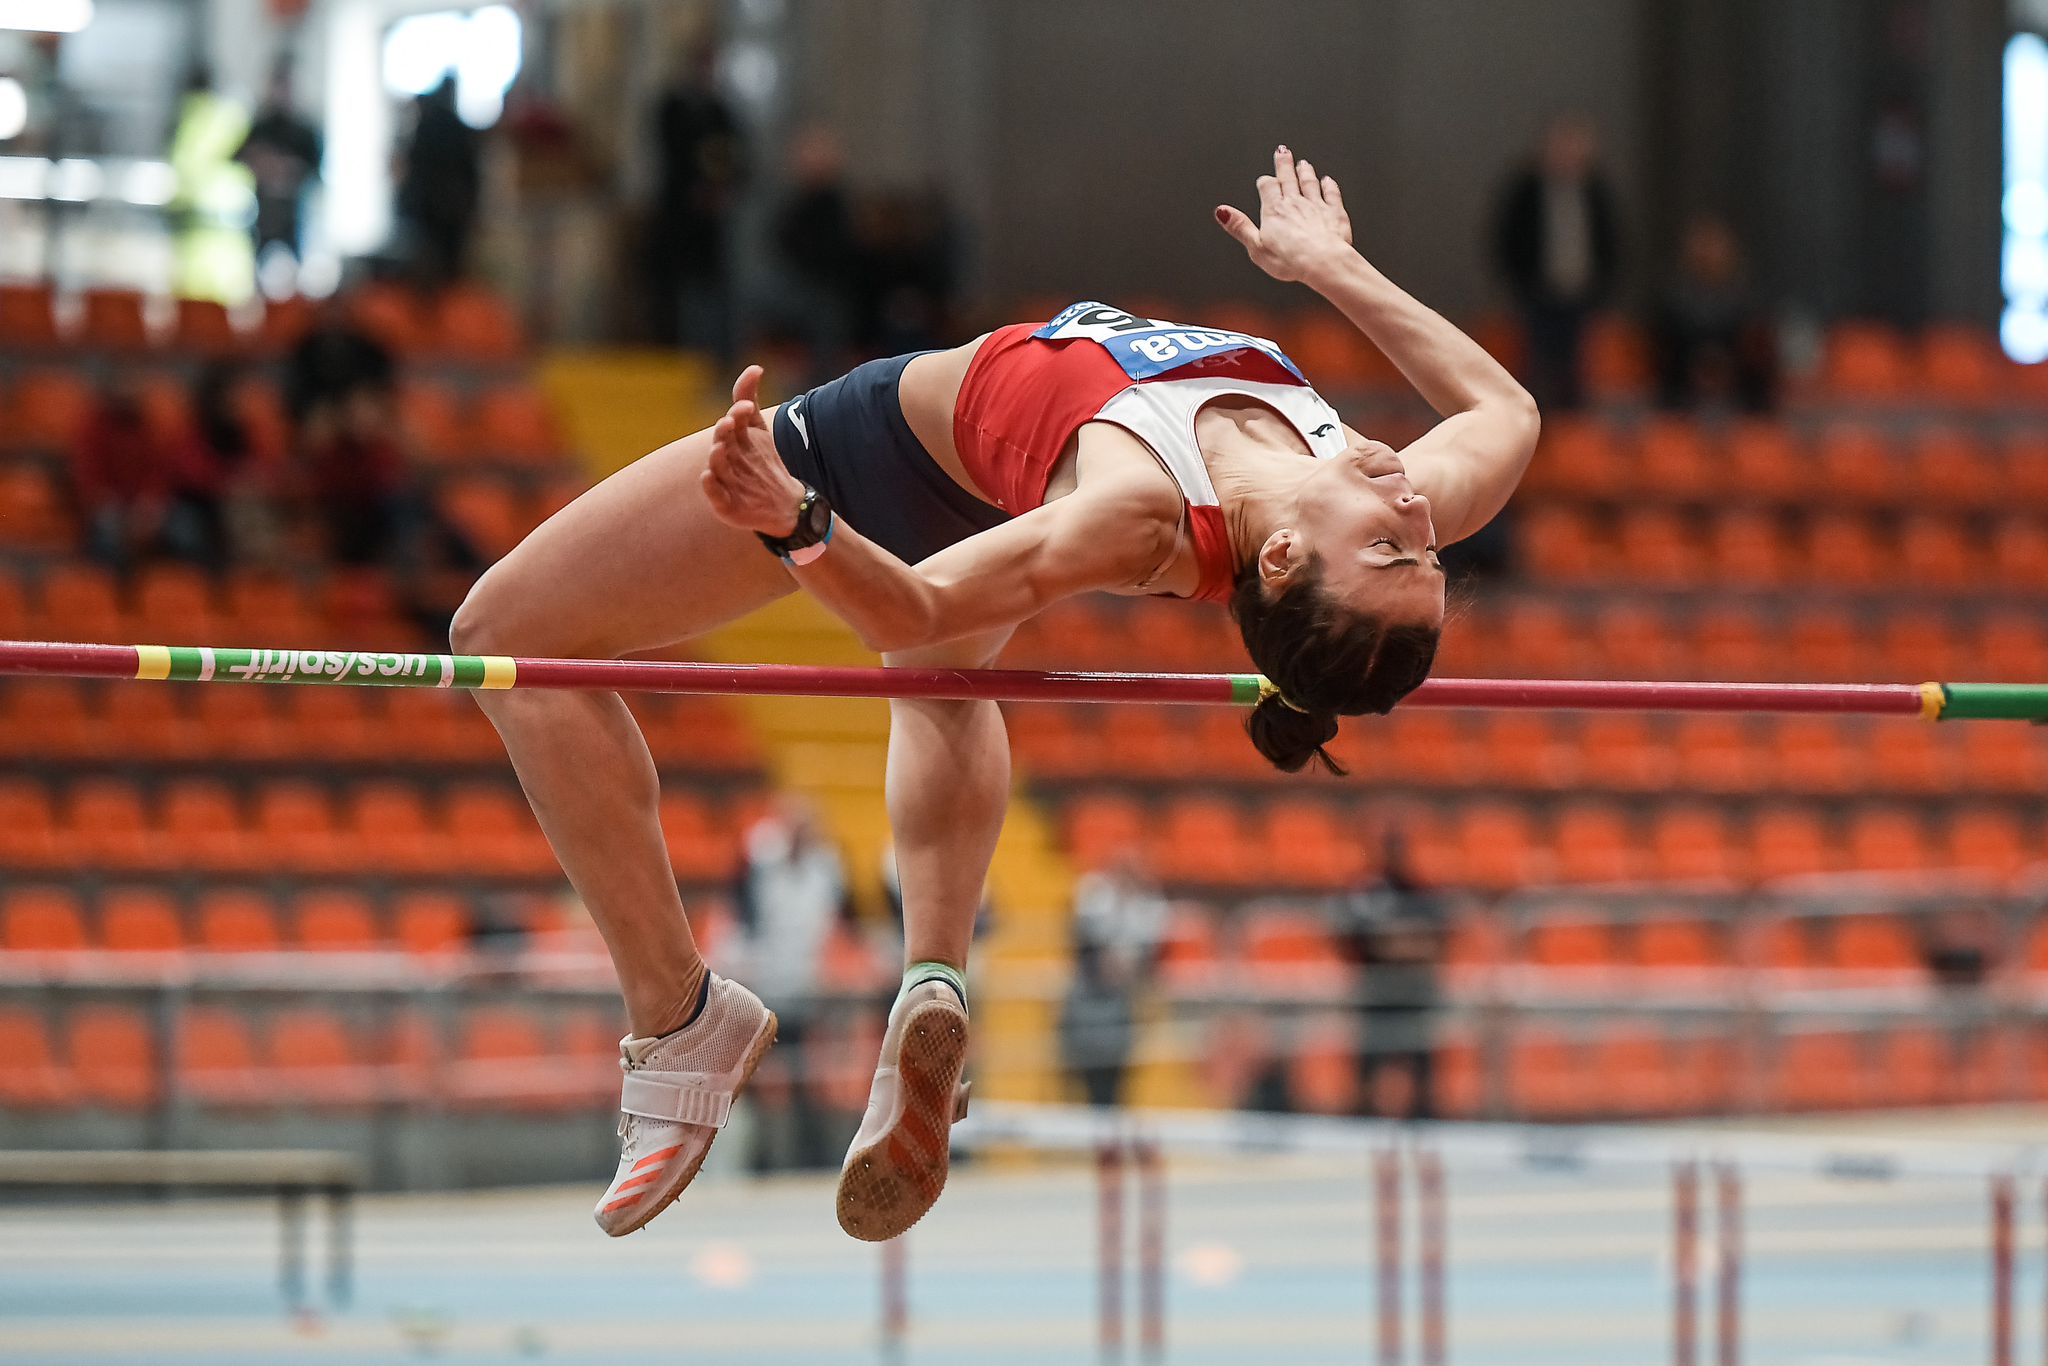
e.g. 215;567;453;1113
1215;145;1354;284
703;365;806;537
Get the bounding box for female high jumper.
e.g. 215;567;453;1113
453;147;1540;1240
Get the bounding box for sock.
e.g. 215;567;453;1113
903;961;967;1010
678;964;711;1029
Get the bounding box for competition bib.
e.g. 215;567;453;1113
1032;301;1307;383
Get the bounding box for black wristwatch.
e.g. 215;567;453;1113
756;484;836;566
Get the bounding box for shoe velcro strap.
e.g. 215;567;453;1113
620;1070;734;1128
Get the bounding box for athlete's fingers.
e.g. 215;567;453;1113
1274;145;1299;195
1295;158;1321;201
1322;175;1344;212
1255;175;1281;213
731;364;764;406
1215;204;1260;250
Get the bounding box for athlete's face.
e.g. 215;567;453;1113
1265;440;1445;627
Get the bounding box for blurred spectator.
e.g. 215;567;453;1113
1651;216;1779;413
285;307;403;564
733;795;856;1169
236;58;323;297
878;839;993;946
646;41;747;358
167;65;257;304
1332;826;1447;1120
1059;853;1169;1108
764;126;861;384
855;186;962;355
71;384;235;573
394;75;482;290
1491;114;1621;412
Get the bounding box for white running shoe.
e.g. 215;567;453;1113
593;974;777;1237
834;980;971;1242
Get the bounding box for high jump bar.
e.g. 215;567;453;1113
1;640;2045;721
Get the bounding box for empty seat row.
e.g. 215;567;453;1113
0;283;525;363
0;564;417;644
0;778;754;879
1057;791;2044;890
1;885;484;955
1015;705;2048;797
0;369;565;468
1524;417;2048;508
1518;503;2048;591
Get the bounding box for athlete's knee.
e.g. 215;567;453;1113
451;565;546;658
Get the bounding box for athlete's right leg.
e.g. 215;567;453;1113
452;426;793;1036
452;427;795;1235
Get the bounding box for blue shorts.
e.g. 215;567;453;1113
771;353;1007;567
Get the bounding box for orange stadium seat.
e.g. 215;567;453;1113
0;779;60;867
1103;708;1186;777
1784;615;1866;682
1480;713;1574;790
1708;509;1793;587
349;283;431;354
346;784;442;875
1638;418;1714;496
172;297;240;354
62;780;157;870
1865;724;1950;795
177;1007;263;1105
1536;419;1625;493
1725;421;1811;501
256;294;315;351
1957;719;2043;794
1877;609;1961;680
434;285;525;360
104;685;201;762
0;574;26;636
100;888;185;953
1803;513;1886;587
1978;615;2048;679
438;478;528;559
1285;310;1382;389
1635;914;1724;968
1875;1027;1947;1106
1508;1027;1589;1118
0;465;68;549
398;382;463;462
1287;1017;1359;1116
1616;507;1705;584
1157;904;1221;981
446;785;555;877
1919;326;2007;405
1005;704;1090;775
471;385;560;464
1064;793;1149;872
294;890;382;950
282;687;380;762
191;687;290;763
1552;802;1638;883
223;573;320;643
1844;807;1932;874
1588;1027;1682;1115
77;288;150;350
1815;425;1901;505
132;564;220;640
69;1004;160;1107
1515;504;1602;581
1942;806;2031;875
196;889;282;952
1827;912;1921;971
1991;516;2048;585
1898;515;1973;589
1381;711;1479;786
1597;602;1683;678
0;1008;75;1107
1454;802;1539;889
1773;1031;1870;1110
2003;432;2048;507
1751;805;1834;881
1672;716;1763;795
2;887;88;951
1259;798;1364;888
1241;907;1345;972
253;782;344;874
1155;796;1260;885
395;892;469;956
453;1006;561;1109
269;1009;375;1104
1908;426;2002;508
1769;716;1861;794
38;564;123;642
1822;323;1913;399
1524;916;1615;967
0;281;59;345
6;369;93;449
0;680;95;759
657;790;731;881
1583;317;1651;402
1498;602;1579;679
1649;805;1743;883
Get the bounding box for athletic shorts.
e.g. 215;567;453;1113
770;353;1008;567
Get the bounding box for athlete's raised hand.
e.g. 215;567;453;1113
1215;145;1355;284
702;365;807;537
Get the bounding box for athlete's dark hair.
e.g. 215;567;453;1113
1229;558;1440;775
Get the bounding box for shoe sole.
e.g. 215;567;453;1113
835;997;968;1242
602;1010;778;1237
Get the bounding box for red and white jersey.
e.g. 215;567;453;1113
952;302;1346;602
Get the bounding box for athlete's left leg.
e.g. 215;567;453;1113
835;626;1013;1241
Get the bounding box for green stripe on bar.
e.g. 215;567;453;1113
195;647;465;687
1937;683;2048;722
1229;675;1267;707
166;646;207;680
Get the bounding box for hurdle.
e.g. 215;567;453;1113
4;639;2048;719
943;1102;2045;1366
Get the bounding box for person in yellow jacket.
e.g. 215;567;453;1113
168;66;256;304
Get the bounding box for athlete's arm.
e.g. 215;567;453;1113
701;369;1175;652
1215;145;1539;545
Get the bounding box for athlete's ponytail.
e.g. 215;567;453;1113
1230;559;1439;775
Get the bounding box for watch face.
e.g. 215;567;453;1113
800;490;831;543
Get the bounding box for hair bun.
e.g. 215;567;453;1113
1245;692;1345;775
